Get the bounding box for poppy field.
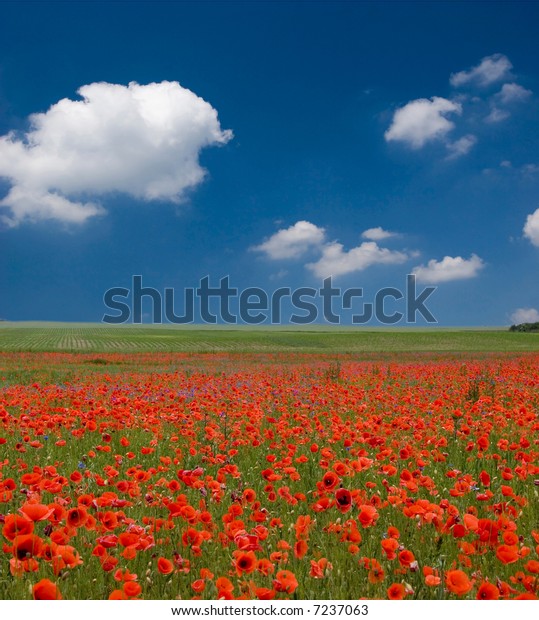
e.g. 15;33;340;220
0;349;538;600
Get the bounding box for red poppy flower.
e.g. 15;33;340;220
398;549;415;568
19;502;53;522
273;570;298;594
335;488;352;513
2;514;34;541
387;583;406;600
321;471;340;491
294;539;308;559
476;581;499;600
255;587;275;600
358;505;378;528
310;558;332;579
445;570;473;596
157;557;174;575
66;506;88;528
496;545;519;564
368;565;385;584
216;577;234;594
123;581;142;598
233;550;257;576
524;560;539;574
381;538;399;560
12;534;43;560
191;579;205;593
33;579;62;600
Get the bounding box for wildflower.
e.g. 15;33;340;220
19;502;53;522
233;550;257;576
2;514;34;540
496;545;520;564
310;558;332;579
335;488;352;513
524;560;539;574
476;581;499;600
191;579;205;593
398;549;415;568
358;505;378;528
66;506;88;528
12;534;43;560
157;557;174;575
123;581;142;598
321;471;340;491
294;540;308;559
33;579;62;600
387;583;406;600
445;570;473;596
273;569;298;594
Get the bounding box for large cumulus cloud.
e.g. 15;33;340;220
0;80;232;226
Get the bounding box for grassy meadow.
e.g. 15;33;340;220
0;322;538;354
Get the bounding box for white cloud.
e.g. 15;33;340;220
450;53;512;88
522;163;539;176
0;187;104;224
307;241;409;278
510;308;539;324
484;83;533;124
523;207;539;246
252;220;326;259
498;82;532;104
446;134;477;159
385;97;461;149
412;254;484;283
0;81;232;226
253;221;416;278
484;107;510;123
361;226;398;241
269;269;289;281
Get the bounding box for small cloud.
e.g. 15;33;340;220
484;107;510;123
500;160;512;168
450;53;512;88
498;82;532;104
361;226;398;241
0;81;232;227
446;134;477;159
269;269;289;281
522;163;539;176
252;220;326;260
385;97;461;149
412;254;484;283
307;241;409;278
510;307;539;324
484;82;532;124
523;207;539;247
0;187;104;225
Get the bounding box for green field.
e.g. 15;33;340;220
0;322;538;353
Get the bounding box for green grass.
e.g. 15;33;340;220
0;322;538;353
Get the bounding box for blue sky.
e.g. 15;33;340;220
1;0;539;326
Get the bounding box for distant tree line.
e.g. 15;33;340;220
509;322;539;332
